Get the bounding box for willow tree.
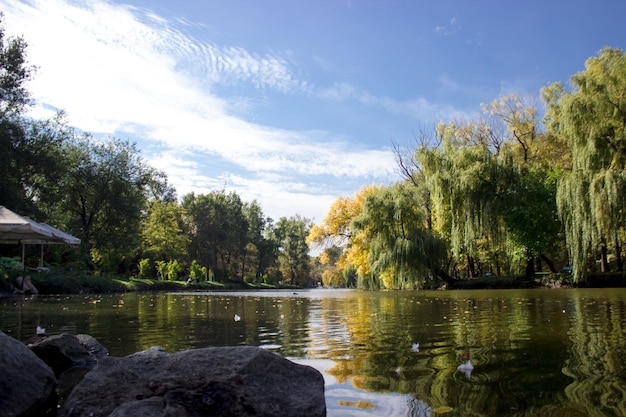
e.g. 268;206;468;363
416;120;517;278
351;183;450;289
544;47;626;281
485;95;565;275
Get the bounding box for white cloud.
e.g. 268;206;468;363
435;16;461;36
1;0;399;222
316;81;471;125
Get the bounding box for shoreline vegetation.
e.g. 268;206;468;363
2;267;625;297
0;268;302;296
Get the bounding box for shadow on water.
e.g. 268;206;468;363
1;288;626;416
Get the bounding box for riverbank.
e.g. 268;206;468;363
0;268;295;296
448;271;626;289
2;268;625;296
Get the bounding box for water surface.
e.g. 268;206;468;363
1;288;625;416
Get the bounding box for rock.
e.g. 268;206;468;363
75;334;109;359
0;331;57;417
61;345;326;417
28;333;108;376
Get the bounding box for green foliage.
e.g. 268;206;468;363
90;248;103;267
189;260;208;281
61;137;157;255
0;15;33;118
142;200;189;265
547;47;626;281
166;259;183;281
352;183;448;289
137;258;151;279
181;191;277;282
273;215;312;286
155;260;167;280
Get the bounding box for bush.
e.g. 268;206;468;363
189;260;207;282
137;258;151;279
155;260;167;280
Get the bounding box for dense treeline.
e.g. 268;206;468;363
0;17;313;287
309;47;626;289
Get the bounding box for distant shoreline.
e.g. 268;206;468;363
2;269;625;297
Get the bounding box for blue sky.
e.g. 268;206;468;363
2;0;625;223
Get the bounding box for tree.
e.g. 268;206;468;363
417;120;514;278
544;47;626;281
0;15;68;219
307;185;381;285
0;13;33;119
485;95;565;275
352;183;450;289
60;136;157;268
410;94;568;280
181;190;252;281
242;200;275;282
1;113;73;219
142;200;189;264
273;215;312;286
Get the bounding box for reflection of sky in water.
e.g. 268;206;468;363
293;358;431;417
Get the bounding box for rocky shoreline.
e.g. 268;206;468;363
0;331;326;417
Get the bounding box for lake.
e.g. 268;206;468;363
1;288;625;416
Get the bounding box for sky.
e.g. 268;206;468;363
1;0;625;224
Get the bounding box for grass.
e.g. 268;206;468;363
0;267;274;295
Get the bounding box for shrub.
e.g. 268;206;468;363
166;260;183;281
155;260;167;280
138;258;151;279
189;260;207;282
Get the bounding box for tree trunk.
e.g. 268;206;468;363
434;267;457;286
539;252;558;273
467;255;476;278
535;256;543;273
614;234;623;272
600;242;610;272
525;255;534;277
494;253;502;276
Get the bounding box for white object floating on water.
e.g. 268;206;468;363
234;314;241;322
457;352;474;378
36;326;46;335
457;360;474;372
411;342;420;352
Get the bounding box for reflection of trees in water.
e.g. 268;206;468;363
129;293;314;356
563;296;626;417
322;292;619;417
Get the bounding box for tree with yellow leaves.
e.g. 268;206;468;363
307;185;381;287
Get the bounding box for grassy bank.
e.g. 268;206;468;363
0;267;286;295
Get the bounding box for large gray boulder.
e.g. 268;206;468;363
0;331;57;417
61;345;326;417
